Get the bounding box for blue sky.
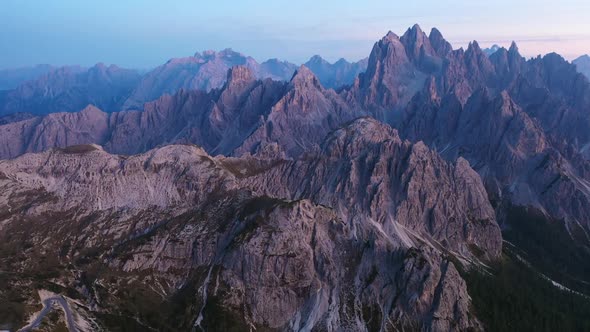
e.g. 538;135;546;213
1;0;589;69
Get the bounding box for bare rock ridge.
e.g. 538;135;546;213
0;118;501;330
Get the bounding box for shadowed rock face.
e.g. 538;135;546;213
0;118;501;330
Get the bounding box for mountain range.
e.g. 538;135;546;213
0;50;367;117
1;24;590;331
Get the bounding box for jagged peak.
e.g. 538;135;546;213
403;24;425;38
383;31;401;42
402;24;427;43
401;23;435;60
428;27;453;56
508;41;520;55
467;40;482;52
429;27;443;39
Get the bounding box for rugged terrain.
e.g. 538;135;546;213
1;24;590;331
0;119;501;330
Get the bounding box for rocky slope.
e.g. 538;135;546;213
0;118;501;331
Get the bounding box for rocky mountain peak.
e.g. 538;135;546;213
383;30;401;42
429;27;453;56
467;40;483;54
307;55;328;65
509;41;520;55
401;23;435;60
289;65;322;89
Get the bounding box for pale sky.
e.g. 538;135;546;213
1;0;589;69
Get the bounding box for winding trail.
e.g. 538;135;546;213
17;296;77;332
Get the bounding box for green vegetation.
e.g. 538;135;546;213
465;206;590;332
502;206;590;294
466;250;590;332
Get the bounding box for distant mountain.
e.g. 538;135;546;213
259;58;299;81
0;64;141;116
0;50;366;116
573;54;590;79
304;55;368;89
122;49;297;110
0;65;358;159
483;44;502;56
0;64;55;90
